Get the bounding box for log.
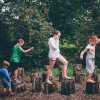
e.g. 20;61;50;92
11;82;26;93
73;64;82;76
75;72;85;84
42;65;53;82
32;77;42;92
61;79;75;95
86;82;99;94
44;83;56;94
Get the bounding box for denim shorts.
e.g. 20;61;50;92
2;81;11;89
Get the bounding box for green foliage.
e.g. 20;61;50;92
0;0;100;68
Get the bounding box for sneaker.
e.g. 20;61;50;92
9;92;15;96
63;76;72;80
13;79;21;84
45;79;52;84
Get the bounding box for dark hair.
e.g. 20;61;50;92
49;31;60;37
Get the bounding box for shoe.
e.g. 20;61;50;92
45;79;52;84
9;92;15;96
13;79;21;84
63;76;72;80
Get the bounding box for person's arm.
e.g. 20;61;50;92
96;39;100;44
80;48;88;60
4;69;11;82
49;38;57;50
19;46;34;53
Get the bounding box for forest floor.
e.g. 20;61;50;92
0;74;100;100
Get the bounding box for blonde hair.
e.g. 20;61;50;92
1;60;10;67
89;35;98;43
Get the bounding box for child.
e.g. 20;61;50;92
10;39;33;83
80;35;100;83
0;60;14;96
46;31;71;84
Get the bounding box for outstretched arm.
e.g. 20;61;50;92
96;39;100;44
21;47;34;53
80;48;88;60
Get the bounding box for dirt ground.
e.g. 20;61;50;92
0;75;100;100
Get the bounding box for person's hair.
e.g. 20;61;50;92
17;39;24;43
0;60;10;68
49;31;60;37
89;35;98;43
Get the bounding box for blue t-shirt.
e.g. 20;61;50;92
0;68;10;82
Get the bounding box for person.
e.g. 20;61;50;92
10;39;33;83
80;35;100;83
46;31;71;84
0;60;14;96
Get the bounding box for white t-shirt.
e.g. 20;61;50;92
86;44;95;51
86;44;95;58
48;37;60;58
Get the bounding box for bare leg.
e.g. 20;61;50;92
14;68;19;80
57;55;71;79
46;59;56;84
86;72;95;83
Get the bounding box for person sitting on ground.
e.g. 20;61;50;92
80;35;100;83
9;38;34;83
0;60;14;96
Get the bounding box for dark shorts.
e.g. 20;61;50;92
2;81;11;89
8;62;21;73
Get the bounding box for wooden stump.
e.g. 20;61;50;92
75;72;85;84
86;82;99;94
92;73;100;82
73;64;82;76
32;77;42;92
42;65;53;82
44;83;56;94
61;79;75;95
11;82;26;93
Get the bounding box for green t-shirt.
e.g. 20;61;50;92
10;44;24;63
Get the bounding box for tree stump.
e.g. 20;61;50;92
32;77;42;92
61;79;75;95
11;82;26;93
75;72;85;84
73;64;82;76
58;65;63;82
42;65;53;82
44;83;56;94
86;82;99;94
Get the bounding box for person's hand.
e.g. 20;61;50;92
30;47;34;50
80;55;83;60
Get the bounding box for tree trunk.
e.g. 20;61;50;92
32;77;42;92
86;82;99;94
11;82;26;93
75;72;85;84
61;79;75;95
44;83;56;94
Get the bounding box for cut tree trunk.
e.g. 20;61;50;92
75;72;85;84
32;77;42;92
61;79;75;95
11;82;26;93
44;83;56;94
86;82;99;94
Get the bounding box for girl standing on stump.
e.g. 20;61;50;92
80;35;100;83
46;31;71;84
